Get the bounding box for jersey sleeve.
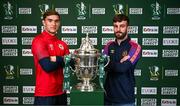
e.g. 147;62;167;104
32;38;49;60
128;41;141;65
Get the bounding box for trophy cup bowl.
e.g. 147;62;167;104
71;34;100;92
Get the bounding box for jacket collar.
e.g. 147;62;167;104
42;30;57;40
115;36;130;46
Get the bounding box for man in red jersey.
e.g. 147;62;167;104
31;10;69;105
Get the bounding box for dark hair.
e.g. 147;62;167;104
113;14;129;25
43;10;60;20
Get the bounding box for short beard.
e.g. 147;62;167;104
115;32;127;40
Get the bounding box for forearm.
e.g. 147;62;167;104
39;56;64;72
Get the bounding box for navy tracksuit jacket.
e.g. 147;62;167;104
103;36;141;104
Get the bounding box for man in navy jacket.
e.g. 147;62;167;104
103;14;141;106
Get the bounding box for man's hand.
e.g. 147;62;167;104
50;56;56;62
120;55;130;63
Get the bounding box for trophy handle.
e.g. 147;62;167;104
104;55;110;68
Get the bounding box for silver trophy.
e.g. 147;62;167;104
63;34;109;92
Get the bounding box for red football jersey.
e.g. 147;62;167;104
31;30;70;96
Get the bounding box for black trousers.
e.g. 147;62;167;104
34;93;67;105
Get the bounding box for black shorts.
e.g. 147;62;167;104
34;93;67;105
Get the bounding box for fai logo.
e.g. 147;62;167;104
149;66;159;81
4;65;15;79
151;1;161;20
3;1;13;20
113;4;124;15
76;2;87;20
58;44;64;50
39;4;50;19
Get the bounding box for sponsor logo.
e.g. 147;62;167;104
142;50;158;57
23;97;34;104
4;65;15;79
20;68;33;75
82;26;97;34
102;26;113;34
129;8;143;14
134;69;141;76
141;87;157;95
149;66;159;81
143;26;159;34
162;50;178;57
41;26;44;32
2;26;17;33
165;69;178;77
3;86;18;93
151;1;161;20
161;87;177;95
167;8;180;14
22;49;32;56
22;37;34;45
142;38;158;46
61;37;77;45
2;37;17;45
61;26;77;33
141;98;157;106
135;98;137;106
39;4;49;19
113;4;124;14
76;2;87;20
3;2;14;20
81;37;97;45
102;38;115;45
131;38;138;43
21;26;37;33
3;97;19;104
163;26;179;34
163;38;179;46
19;8;31;14
128;26;138;34
161;99;177;106
134;87;137;95
2;49;18;56
23;86;35;93
92;8;105;14
55;8;68;14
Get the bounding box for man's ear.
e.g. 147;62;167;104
42;20;45;26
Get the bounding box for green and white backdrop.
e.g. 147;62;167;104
0;0;179;105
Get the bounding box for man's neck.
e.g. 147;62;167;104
116;35;128;45
45;30;56;36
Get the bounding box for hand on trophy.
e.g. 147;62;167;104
120;55;130;63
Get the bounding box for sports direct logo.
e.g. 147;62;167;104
128;26;138;34
141;98;157;106
161;87;177;95
61;37;77;45
1;26;17;33
143;26;159;34
82;26;97;34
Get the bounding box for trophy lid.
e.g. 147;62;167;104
79;33;95;52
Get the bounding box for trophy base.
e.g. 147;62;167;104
75;82;95;92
